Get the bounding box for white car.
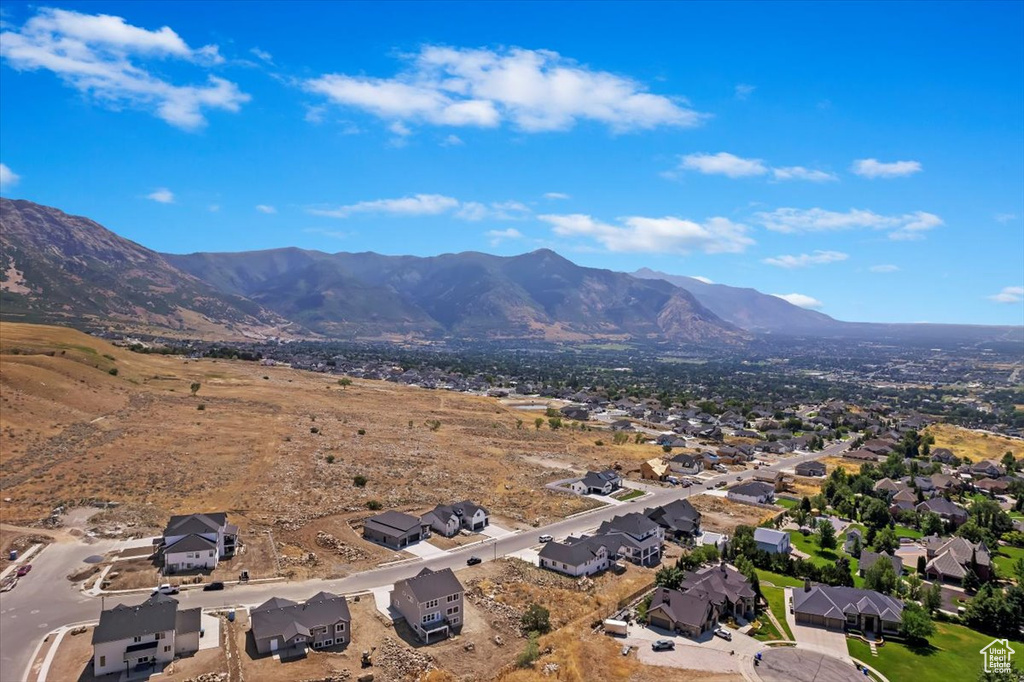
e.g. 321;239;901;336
538;534;553;543
714;627;732;641
153;583;179;595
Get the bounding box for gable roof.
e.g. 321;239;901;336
753;527;789;546
728;481;774;498
916;497;968;519
648;587;714;629
251;591;350;643
644;499;701;534
163;512;227;537
538;536;608;566
680;563;755;606
859;551;904;576
396;567;464;604
165;533;217;553
364;510;423;535
93;594;179;644
596;512;659;538
793;586;903;622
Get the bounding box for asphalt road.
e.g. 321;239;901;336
1;439;848;681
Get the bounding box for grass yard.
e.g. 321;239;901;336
760;585;795;640
894;525;923;539
847;622;1024;682
612;488;645;502
788;529;865;587
775;498;799;510
756;568;805;588
992;543;1024;579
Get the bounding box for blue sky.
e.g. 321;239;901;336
1;1;1022;325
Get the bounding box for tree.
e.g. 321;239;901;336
655;565;683;590
1013;556;1024;584
861;497;892;530
923;581;942;614
516;631;540;668
816;519;837;550
534;417;544;430
864;556;899;595
921;512;944;538
874;527;899;555
800;496;812;514
548;417;562;430
521;604;551;634
916;555;927;576
899;602;935;644
337;377;352;388
190;381;201;396
850;533;862;558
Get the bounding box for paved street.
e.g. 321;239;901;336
1;438;849;681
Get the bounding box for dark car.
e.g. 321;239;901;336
15;564;31;577
651;639;675;651
736;476;742;481
203;581;225;591
466;556;482;566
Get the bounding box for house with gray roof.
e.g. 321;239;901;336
420;501;490;537
595;512;664;566
578;470;622;495
161;512;237;573
858;551;904;577
679;563;756;621
667;453;704;476
753;527;791;555
363;510;429;549
924;535;992;584
726;480;775;505
92;593;200;677
391;568;465;643
916;497;969;527
792;583;903;635
250;591;350;655
795;460;826;477
647;586;717;637
644;499;701;541
538;536;609;577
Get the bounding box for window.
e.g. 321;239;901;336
450;616;460;625
164;645;171;653
133;636;142;643
99;656;106;667
447;605;459;615
425;599;439;609
335;623;346;633
323;639;333;647
447;593;459;603
155;632;165;640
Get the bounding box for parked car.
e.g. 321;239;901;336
203;581;225;591
15;564;31;577
466;556;482;566
153;583;179;595
539;534;553;543
736;476;742;481
651;639;675;651
621;644;632;656
714;627;733;641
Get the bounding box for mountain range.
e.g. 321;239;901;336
1;198;1019;346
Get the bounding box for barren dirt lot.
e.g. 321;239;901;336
690;496;779;534
0;322;639;576
924;423;1024;463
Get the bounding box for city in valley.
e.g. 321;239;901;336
0;2;1022;682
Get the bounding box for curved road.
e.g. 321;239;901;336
2;440;848;681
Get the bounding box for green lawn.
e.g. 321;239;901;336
788;529;865;587
612;488;645;501
847;622;1024;682
760;585;795;640
893;525;923;539
756;568;805;588
775;498;799;510
992;543;1024;579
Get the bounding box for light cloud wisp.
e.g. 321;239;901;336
539;213;754;255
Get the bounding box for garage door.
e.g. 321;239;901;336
649;614;674;631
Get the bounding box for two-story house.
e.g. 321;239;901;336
420;501;490;537
578;470;622;495
161;512;237;573
92;594;201;677
250;592;351;655
595;512;664;566
538;536;609;577
391;568;465;643
644;499;702;541
667;453;703;476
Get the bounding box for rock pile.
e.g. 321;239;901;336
375;636;436;680
182;674;228;682
315;531;369;561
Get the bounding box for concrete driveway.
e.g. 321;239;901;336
784;588;850;659
625;623;759;673
405;541;447;559
479;524;515;539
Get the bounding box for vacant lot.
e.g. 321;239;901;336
924;423;1023;463
0;322;627;575
691;496;779;534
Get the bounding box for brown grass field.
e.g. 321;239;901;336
924;423;1024;463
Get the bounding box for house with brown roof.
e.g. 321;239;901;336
916;497;969;527
679;563;756;621
923;536;992;584
646;587;718;637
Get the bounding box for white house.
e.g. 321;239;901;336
538;537;610;577
726;481;776;505
753;528;791;555
162;512;237;573
667;453;704;476
420;501;490;537
92;594;200;677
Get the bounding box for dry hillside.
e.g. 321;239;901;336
924;423;1023;463
0;323;664;572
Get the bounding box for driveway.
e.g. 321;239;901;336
405;541;448;559
625;623;760;673
506;548;540;566
479;524;515;539
784;588;850;659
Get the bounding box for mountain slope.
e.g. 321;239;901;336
0;199;301;339
633;267;842;334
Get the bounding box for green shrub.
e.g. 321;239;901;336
107;368;118;376
366;500;382;511
353;475;367;488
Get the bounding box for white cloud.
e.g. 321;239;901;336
754;207;943;240
146;187;174;203
255;204;276;214
851;158;922;179
544;192;570;200
304;105;327;124
690;276;713;284
734;83;755;100
441;134;463;146
680;152;767;178
486;228;524;246
770;166;837;182
305;45;704;135
0;162;20;188
250;47;272;63
389;121;412;137
539;213;754;255
679;153;834;182
762;250;848;269
208;203;220;212
0;8;248;130
771;293;824;309
457;200;531;221
988;286;1024;304
310;194;459;218
995;213;1017;223
869;264;900;273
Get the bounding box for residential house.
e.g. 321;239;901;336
726;481;775;505
916;498;969;527
792;583;903;635
971;460;1005;479
559;405;590;421
795;461;826;477
930;448;958;464
924;536;992;584
844;528;863;556
975;478;1010;495
92;594;201;677
646;586;718;637
644;499;701;541
363;511;429;549
579;470;622;495
858;551;904;577
863;439;896;456
844;449;881;462
390;568;465;643
930;473;961;495
753;528;791;555
250;592;351;655
538;536;609;577
640;458;669;481
610;419;634;431
913;476;937;498
889;488;919;514
679;563;756;621
421;501;489;537
595;513;664;566
667;453;704;476
161;512;237;573
873;478;903;497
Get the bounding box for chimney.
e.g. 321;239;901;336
804;578;811;593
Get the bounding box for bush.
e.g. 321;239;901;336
357;429;366;436
353;475;368;488
197;404;205;411
366;500;383;511
326;455;335;464
595;440;605;446
310;427;319;434
520;603;551;634
516;632;540;668
107;368;118;376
